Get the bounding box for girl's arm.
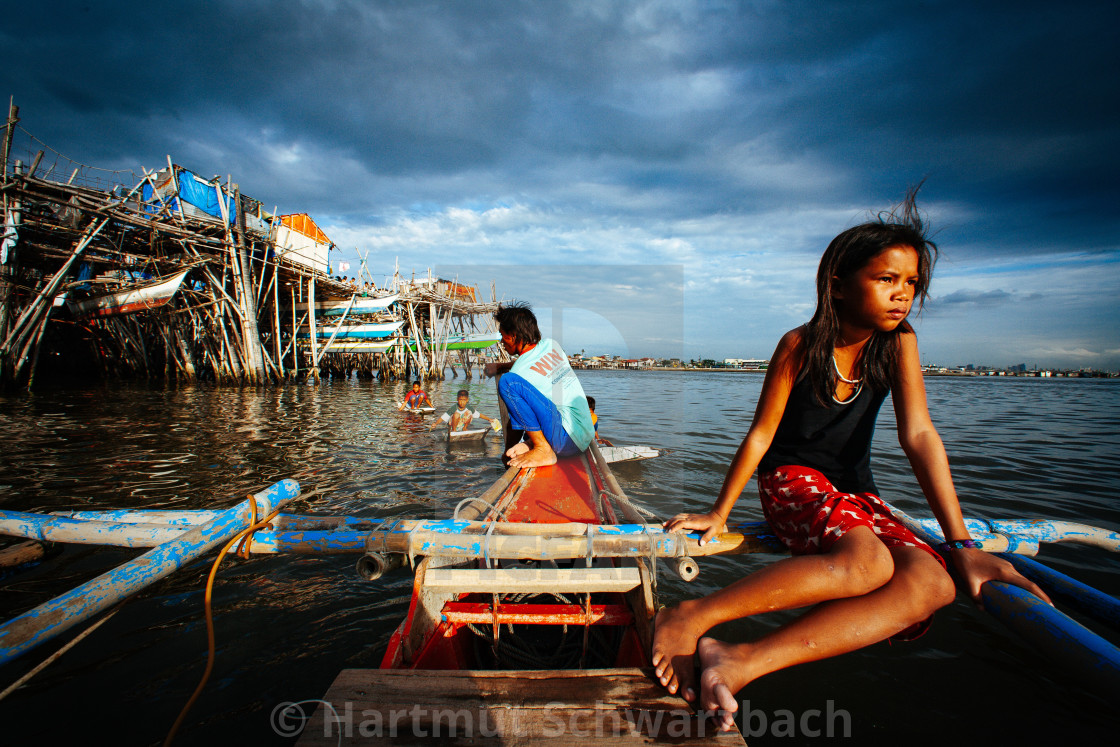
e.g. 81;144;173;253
892;333;1050;604
664;328;804;545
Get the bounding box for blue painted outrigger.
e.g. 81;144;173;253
0;479;300;665
1;487;1118;688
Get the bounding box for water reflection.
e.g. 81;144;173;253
0;374;1118;743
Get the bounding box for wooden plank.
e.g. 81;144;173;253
423;567;641;593
295;668;746;746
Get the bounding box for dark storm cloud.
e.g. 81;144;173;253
2;0;1117;366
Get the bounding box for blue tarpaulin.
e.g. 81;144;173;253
141;167;232;225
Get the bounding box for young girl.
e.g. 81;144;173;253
651;191;1050;730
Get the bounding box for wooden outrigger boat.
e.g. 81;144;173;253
296;320;405;340
65;267;192;319
2;457;1119;742
299;443;745;744
404;331;501;351
294;292;399;317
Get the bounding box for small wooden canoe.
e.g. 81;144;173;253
448;426;489;442
599;445;659;463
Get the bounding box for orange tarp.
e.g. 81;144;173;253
280;213;332;245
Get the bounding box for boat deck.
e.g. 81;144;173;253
296;668;746;745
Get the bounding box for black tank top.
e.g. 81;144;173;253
758;371;888;494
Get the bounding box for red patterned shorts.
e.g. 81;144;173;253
758;465;947;639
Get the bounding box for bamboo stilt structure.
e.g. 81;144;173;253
0;100;508;388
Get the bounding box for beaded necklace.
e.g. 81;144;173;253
831;355;862;405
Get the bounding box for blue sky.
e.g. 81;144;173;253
3;0;1118;368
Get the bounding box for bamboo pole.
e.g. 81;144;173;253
230;185;265;383
273;261;283;377
308;277;319;382
291;285;299;378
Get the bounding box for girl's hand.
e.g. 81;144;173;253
663;511;728;546
949;548;1053;607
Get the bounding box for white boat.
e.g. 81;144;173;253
66;268;191;319
294;293;398;316
449;426;490;442
295;320;404;340
598;445;659;463
303;339;395;354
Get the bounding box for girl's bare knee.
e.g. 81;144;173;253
830;537;894;595
903;561;957;618
926;565;957;611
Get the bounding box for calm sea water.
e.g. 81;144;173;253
1;373;1118;745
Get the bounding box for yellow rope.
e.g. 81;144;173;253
163;500;279;747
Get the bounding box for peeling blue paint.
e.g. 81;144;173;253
0;479;299;665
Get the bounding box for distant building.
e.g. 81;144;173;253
724;358;768;369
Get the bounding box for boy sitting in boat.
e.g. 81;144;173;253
484;302;595;468
435;390;500;433
400;381;433;411
587;396;613;446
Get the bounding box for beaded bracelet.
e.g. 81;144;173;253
937;539;982;552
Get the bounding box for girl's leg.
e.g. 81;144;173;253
697;546;955;730
653;525;894;700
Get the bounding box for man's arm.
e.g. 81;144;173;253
485;361;514;377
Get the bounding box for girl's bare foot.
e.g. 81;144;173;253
697;637;752;731
650;602;704;702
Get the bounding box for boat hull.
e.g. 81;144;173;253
379;450;655;671
294;293;398;316
296;320;404;340
404;333;500;351
66;268;191;319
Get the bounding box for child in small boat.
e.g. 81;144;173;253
651;188;1051;730
401;381;433;411
436;390;499;433
586;396;612;446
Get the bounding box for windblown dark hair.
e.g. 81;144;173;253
494;301;541;347
803;185;938;405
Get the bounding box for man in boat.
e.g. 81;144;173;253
484;302;594;468
435;389;500;432
402;381;433;410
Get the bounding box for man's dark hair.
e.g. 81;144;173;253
494;301;541;347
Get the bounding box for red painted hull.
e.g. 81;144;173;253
380;451;654;671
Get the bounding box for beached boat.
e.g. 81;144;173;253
301;339;395;354
404;331;500;351
65;268;191;319
295;320;404;341
294;293;399;317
